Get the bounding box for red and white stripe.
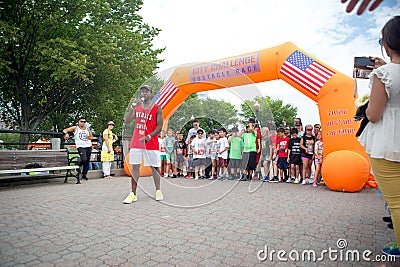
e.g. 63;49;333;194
280;61;335;97
155;80;179;109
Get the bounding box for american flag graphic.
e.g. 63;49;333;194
280;50;335;97
151;80;179;109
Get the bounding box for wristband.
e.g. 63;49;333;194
147;134;152;139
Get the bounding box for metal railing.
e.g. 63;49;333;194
0;129;124;169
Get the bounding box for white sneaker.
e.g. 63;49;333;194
163;174;168;178
155;190;163;201
123;192;137;204
195;176;199;180
294;178;299;184
301;180;307;185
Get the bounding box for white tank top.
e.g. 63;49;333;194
74;127;92;148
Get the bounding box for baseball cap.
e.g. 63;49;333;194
139;85;152;92
107;121;115;126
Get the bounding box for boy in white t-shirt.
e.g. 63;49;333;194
217;128;230;180
191;129;206;180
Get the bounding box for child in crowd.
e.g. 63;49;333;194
205;130;215;179
313;124;321;137
294;121;304;138
272;127;290;183
228;127;243;180
261;127;272;182
217;128;230;180
165;129;176;177
287;127;302;184
300;125;315;185
159;130;167;177
240;125;257;181
174;131;187;177
269;128;279;182
185;135;196;179
313;130;323;187
192;129;206;180
213;132;221;178
253;122;262;180
284;127;291;138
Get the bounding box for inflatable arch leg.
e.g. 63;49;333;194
151;42;370;192
124;153;153;177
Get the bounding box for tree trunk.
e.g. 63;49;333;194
19;133;30;150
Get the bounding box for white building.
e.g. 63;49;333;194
197;92;208;101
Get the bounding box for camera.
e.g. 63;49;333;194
353;57;375;79
354;57;375;69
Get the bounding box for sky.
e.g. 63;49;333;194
139;0;400;126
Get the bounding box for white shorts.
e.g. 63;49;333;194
129;148;160;167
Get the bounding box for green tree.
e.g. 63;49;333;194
168;97;238;136
239;96;298;129
0;0;163;144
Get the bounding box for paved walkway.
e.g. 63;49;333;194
0;176;398;267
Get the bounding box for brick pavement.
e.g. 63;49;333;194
0;176;398;267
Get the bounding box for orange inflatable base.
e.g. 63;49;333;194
364;173;378;188
322;150;370;192
123;153;153;177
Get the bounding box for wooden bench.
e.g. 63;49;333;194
0;149;80;184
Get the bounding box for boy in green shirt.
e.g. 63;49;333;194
240;125;257;181
228;127;243;180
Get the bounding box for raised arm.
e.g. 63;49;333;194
124;99;140;124
62;126;77;140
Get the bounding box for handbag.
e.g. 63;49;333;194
354;101;369;137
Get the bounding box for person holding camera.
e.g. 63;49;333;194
62;117;93;183
358;16;400;257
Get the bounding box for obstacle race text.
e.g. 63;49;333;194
190;52;260;83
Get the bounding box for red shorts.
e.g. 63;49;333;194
256;152;261;164
218;157;228;168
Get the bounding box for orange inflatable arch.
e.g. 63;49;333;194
148;42;371;192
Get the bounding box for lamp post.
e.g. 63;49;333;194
254;101;260;126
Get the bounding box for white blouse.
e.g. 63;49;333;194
358;63;400;162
